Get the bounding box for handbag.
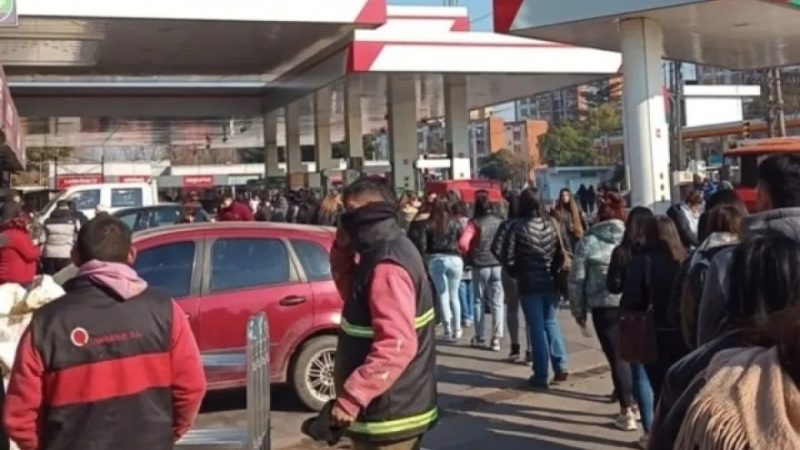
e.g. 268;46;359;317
619;257;659;364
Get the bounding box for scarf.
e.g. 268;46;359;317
675;346;800;450
78;260;149;300
340;202;399;251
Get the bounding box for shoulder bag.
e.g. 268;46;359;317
619;256;659;364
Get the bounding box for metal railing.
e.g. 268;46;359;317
176;312;270;450
247;313;270;450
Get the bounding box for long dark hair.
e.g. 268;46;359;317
554;188;584;238
706;205;747;236
621;206;653;250
646;215;688;263
518;188;542;219
505;191;520;219
730;232;800;324
730;233;800;385
698;189;746;241
473;190;492;219
429;197;451;240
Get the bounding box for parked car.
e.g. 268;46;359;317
39;181;159;222
113;204;211;231
55;222;342;411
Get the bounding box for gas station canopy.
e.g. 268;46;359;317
9;5;622;118
494;0;800;69
5;0;385;77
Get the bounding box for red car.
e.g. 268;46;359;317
130;222;342;410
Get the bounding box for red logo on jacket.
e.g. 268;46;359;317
70;328;90;347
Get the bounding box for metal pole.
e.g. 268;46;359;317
775;68;787;137
767;68;777;138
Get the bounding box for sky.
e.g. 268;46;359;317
388;0;493;31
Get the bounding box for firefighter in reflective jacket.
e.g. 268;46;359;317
330;179;437;450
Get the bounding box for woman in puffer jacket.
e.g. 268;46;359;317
569;193;654;444
499;188;569;388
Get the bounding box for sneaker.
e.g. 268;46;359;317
552;371;570;384
463;320;474;328
528;376;549;390
507;350;520;363
454;329;464;340
637;434;649;449
490;338;501;352
470;337;487;348
632;406;641;421
615;412;638;432
441;334;457;343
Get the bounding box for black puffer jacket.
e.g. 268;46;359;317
500;217;560;295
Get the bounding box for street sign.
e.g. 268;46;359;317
0;0;17;27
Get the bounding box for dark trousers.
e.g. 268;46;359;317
42;257;71;276
592;307;634;409
645;329;688;405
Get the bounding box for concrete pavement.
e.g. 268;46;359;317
197;311;640;450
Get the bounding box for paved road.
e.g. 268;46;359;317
195;311;638;450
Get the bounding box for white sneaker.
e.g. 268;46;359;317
632;406;641;421
454;329;464;340
490;338;501;352
615;412;638;432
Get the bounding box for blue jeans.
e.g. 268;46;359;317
631;363;654;432
428;255;464;336
474;266;505;341
459;279;474;325
521;292;568;385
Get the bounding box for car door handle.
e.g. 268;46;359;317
279;295;307;306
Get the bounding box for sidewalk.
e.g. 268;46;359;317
282;311;638;450
422;371;642;450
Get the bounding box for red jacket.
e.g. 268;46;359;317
0;227;40;285
3;292;206;450
217;202;255;222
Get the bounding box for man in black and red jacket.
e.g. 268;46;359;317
3;215;206;450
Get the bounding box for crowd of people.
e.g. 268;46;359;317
2;154;800;450
322;154;800;450
179;188;345;227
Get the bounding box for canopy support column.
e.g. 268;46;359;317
388;76;418;194
620;17;671;211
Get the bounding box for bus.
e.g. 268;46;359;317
723;138;800;212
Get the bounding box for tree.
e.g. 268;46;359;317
478;148;528;183
539;89;624;167
584;103;622;136
539;122;596;166
582;78;622;109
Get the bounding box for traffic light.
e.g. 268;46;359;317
741;121;751;139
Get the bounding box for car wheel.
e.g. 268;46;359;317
292;335;337;411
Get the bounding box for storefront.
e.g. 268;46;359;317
0;65;25;189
